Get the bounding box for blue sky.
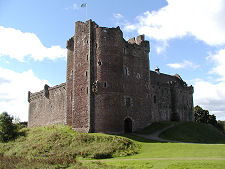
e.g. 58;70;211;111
0;0;225;121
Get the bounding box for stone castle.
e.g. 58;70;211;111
28;20;194;133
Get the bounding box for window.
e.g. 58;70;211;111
123;67;129;76
126;97;131;107
85;71;88;76
86;54;88;61
153;95;156;103
98;60;102;66
103;82;107;88
123;48;126;55
86;87;88;94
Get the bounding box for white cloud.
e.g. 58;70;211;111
0;67;48;121
192;48;225;121
167;60;199;69
125;0;225;46
0;26;67;62
65;3;79;10
72;3;79;10
113;13;123;19
208;48;225;80
194;79;225;120
156;41;168;54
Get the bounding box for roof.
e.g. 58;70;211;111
150;71;187;87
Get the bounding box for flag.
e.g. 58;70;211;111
81;3;87;8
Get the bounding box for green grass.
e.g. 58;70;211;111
0;125;139;168
136;121;176;134
160;122;225;143
93;134;225;169
1;123;225;168
102;159;225;169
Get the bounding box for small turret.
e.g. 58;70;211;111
155;66;160;74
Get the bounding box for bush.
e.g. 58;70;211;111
0;112;18;142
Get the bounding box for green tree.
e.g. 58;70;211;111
194;105;210;123
194;105;223;132
0;112;18;142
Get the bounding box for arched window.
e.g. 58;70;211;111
123;67;129;76
124;118;132;133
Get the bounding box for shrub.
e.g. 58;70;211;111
0;112;18;142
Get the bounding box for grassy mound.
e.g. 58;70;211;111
137;121;176;134
160;122;225;143
0;125;139;160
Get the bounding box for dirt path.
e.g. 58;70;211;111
133;123;225;144
134;124;185;143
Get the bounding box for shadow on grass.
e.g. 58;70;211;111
118;133;163;143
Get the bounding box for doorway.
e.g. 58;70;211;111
124;118;132;133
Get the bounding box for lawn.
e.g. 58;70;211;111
160;122;225;143
0;124;225;168
88;134;225;169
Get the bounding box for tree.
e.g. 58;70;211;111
0;112;18;142
194;105;223;132
194;105;210;123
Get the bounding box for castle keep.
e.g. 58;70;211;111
28;20;194;133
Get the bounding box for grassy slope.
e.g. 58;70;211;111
0;125;138;168
136;121;176;134
1;123;225;169
99;134;225;169
97;122;225;168
160;122;225;143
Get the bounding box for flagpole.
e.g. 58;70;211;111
81;3;88;21
86;4;87;21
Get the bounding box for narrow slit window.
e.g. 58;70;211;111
125;97;131;107
86;87;88;94
154;95;157;104
85;71;88;76
103;82;107;88
123;67;128;76
86;55;88;61
123;48;126;55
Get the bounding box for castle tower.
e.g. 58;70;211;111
66;20;151;133
66;20;97;132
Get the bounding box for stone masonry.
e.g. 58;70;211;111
28;20;194;133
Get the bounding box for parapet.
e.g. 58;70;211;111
66;37;74;50
28;83;66;102
128;35;146;45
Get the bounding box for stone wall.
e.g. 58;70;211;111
69;21;94;132
93;26;124;133
150;71;194;122
122;35;151;131
28;83;66;127
66;37;74;126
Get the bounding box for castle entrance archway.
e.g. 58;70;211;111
124;118;132;133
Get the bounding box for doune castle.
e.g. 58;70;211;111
28;20;194;133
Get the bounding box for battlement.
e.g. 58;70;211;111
28;83;66;102
74;20;149;53
128;35;146;45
